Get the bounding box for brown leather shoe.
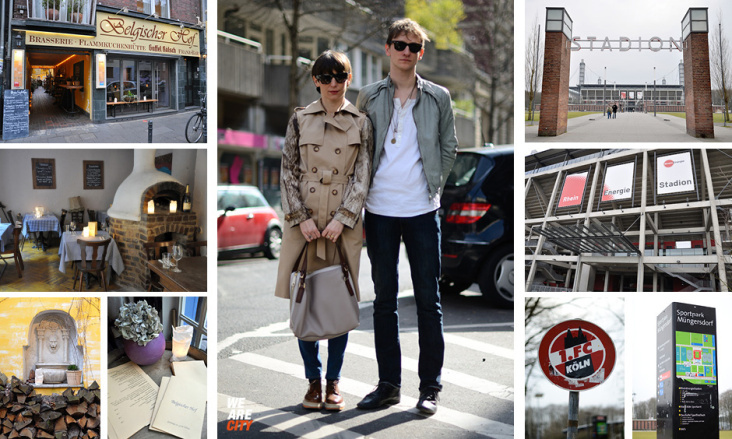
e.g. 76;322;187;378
324;379;345;410
303;379;323;409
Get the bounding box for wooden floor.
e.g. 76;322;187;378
0;240;132;292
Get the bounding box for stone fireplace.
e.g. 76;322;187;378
107;150;199;291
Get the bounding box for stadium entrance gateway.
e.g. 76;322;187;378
538;7;713;139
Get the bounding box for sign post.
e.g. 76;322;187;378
539;319;616;439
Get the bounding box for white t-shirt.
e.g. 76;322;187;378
365;98;439;217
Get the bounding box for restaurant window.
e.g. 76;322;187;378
317;38;329;56
177;297;207;351
137;0;170;19
107;59;121;102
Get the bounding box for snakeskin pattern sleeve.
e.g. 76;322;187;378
334;116;373;229
280;112;310;226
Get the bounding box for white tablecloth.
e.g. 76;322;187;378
21;214;60;237
0;223;13;252
58;231;125;275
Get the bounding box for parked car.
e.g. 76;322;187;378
217;185;282;259
439;146;514;308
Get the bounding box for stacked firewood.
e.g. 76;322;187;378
0;374;100;439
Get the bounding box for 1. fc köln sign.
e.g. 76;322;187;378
538;320;616;391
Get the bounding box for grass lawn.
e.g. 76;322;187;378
633;431;732;438
659;112;732;124
525;111;601;122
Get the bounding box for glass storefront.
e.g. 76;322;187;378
106;57;173;118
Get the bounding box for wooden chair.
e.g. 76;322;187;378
185;241;207;257
143;241;176;292
0;226;24;279
73;238;111;292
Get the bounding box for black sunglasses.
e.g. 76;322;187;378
315;73;349;84
391;41;423;53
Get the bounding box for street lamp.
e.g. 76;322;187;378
604;67;607;108
535;393;544;439
654;66;657;117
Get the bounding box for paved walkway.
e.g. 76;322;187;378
525;111;732;142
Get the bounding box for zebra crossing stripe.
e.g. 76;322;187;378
229;352;514;439
341;341;514;401
442;333;514;359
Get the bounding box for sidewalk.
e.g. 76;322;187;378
525;111;732;142
3;110;202;143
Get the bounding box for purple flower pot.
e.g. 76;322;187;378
123;332;165;365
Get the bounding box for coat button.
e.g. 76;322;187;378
311;167;317;173
335;148;341;154
332;189;338;195
310;187;316;193
314;146;320;152
333;169;339;175
330;211;336;217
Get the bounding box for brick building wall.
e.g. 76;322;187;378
683;32;714;138
538;31;571;136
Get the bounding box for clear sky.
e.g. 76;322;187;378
526;297;625;409
630;295;731;404
525;0;732;87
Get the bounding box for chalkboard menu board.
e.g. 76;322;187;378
84;161;104;190
3;90;29;141
32;158;56;189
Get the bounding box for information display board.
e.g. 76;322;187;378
2;89;29;141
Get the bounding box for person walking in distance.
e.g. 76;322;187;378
355;18;458;415
612;103;618;119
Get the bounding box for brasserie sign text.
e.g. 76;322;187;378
25;12;200;57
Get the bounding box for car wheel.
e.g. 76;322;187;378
263;227;282;259
478;246;514;308
438;275;471;295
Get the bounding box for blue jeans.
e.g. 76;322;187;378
364;210;444;391
298;333;348;381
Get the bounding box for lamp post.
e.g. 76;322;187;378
604;67;607;108
535;393;544;439
654;67;657;117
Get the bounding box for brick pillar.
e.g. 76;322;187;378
538;31;571;136
683;14;714;138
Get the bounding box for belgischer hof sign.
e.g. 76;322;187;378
25;12;200;57
657;302;719;439
657;151;695;195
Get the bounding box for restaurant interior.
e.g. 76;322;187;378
0;148;207;292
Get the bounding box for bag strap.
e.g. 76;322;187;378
335;239;355;297
293;243;308;303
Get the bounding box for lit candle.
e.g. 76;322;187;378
171;339;190;358
88;222;97;237
82;227;89;237
148;200;155;214
169;200;177;213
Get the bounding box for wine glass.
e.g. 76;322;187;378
69;221;76;235
172;244;183;273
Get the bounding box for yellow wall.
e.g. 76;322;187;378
0;298;101;395
57;54;92;116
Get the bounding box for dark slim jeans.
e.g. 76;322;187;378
364;210;444;391
298;333;348;381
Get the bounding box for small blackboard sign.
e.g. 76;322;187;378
32;158;56;189
84;161;104;190
3;90;29;141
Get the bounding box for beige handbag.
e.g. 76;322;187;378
289;240;359;341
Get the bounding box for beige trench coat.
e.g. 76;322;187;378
274;99;373;301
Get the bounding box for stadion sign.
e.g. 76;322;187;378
601;162;635;202
571;37;683;52
657;151;695;195
25;12;200;57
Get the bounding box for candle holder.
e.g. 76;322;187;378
170;200;177;213
171;325;193;361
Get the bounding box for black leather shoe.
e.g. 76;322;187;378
356;382;400;409
416;388;439;414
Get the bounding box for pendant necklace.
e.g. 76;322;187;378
390;80;417;144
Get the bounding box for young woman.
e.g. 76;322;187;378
274;51;373;410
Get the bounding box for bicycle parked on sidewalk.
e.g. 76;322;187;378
185;92;206;143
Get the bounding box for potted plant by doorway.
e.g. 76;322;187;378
42;0;60;21
66;364;82;386
114;300;165;365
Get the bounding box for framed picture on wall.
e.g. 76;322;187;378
32;158;55;190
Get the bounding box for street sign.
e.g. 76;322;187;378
538;319;616;391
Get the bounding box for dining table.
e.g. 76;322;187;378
0;223;13;252
21;214;61;251
147;257;207;292
58;231;125;282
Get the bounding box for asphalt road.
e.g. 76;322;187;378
216;246;515;438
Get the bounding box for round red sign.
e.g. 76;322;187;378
664;160;674;168
538;319;616;391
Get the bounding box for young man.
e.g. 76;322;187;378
355;18;458;415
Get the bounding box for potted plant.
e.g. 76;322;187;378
42;0;60;21
69;0;84;23
123;90;136;102
66;364;82;386
114;300;165;365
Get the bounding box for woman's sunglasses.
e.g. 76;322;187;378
391;41;423;53
315;73;349;84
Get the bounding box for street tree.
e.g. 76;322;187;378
710;11;732;124
526;14;543;125
405;0;465;49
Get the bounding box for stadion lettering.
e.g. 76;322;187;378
601;162;634;202
657;152;695;195
25;12;200;57
571;36;683;52
557;171;588;208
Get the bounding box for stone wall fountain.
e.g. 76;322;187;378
23;311;83;385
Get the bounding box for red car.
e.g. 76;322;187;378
217;185;282;259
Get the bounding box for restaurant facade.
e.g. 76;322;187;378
4;0;205;134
